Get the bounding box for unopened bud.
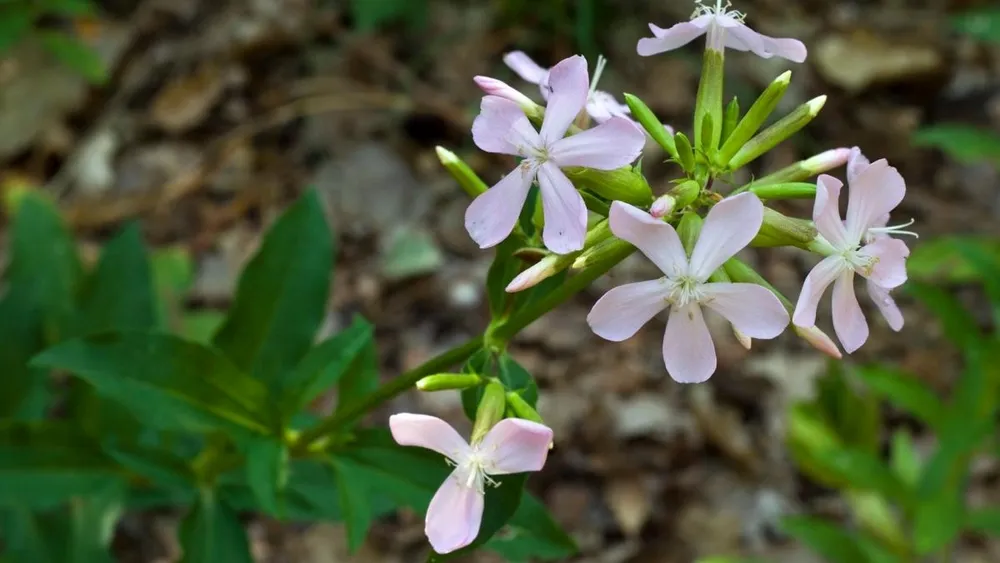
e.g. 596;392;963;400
515;218;613;288
436;146;488;198
699;112;715;157
416;372;482;392
753;148;852;186
752;208;818;250
470;380;507;445
723;257;794;313
571;238;634;271
718;71;791;166
505;391;544;424
473;76;544;120
748;182;816;200
733;327;752;350
563;165;653;206
677;211;703;255
674;132;696;172
794;324;843;359
650;194;677;219
728;95;827;170
720;97;740;145
694;48;724;154
623;93;678;159
670;179;701;208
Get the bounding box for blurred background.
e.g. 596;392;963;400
1;0;999;561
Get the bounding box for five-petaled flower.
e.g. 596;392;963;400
389;413;553;554
587;193;789;383
468;55;646;254
637;0;807;62
792;148;913;353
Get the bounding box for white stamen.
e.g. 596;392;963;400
589;55;608;97
867;219;919;241
455;447;501;495
665;275;706;308
692;0;746;21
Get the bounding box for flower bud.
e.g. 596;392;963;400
507;220;612;292
416;372;483;392
720;97;740;145
435;146;488;198
470;380;507;445
747;182;816;200
699;113;715;157
847;491;908;554
571;238;634;271
649;194;677;219
752;208;818;250
723;257;793;312
752;148;852;186
623;93;678;160
717;71;791;166
563;165;653;206
677;211;703;255
793;324;843;359
670;179;702;208
505;391;544;424
694;48;724;154
733;327;752;350
674;132;695;172
728;95;827;170
473;76;544;120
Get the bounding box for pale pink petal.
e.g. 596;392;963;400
472;96;541;156
867;279;904;331
663;304;717;383
847;147;870;185
701;283;789;339
587;279;670;341
549;116;645;169
832;271;869;353
813;174;849;249
425;472;484;554
390;414;471;461
539;55;589;144
688;193;764;280
478;418;553;474
503;51;549;85
723;20;807;62
858;237;909;289
537;163;587;254
845;159;906;242
473;76;537;111
586;91;631;123
636;17;712;56
608;201;688;277
465;166;535;249
792;256;846;327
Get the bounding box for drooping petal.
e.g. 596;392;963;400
503;51;549;85
701;283;789;339
858;237;909;289
537;163;587;254
586;91;632;123
867;279;904;331
472;96;541;156
792;256;846;327
721;18;808;62
688;192;764;281
465;166;535;249
539;55;589;144
549;116;645;169
662;303;717;384
846;147;870;185
844;158;906;242
832;271;869;354
478;418;553;474
390;414;471;461
473;76;538;111
636;17;712;56
813;174;849;249
608;201;688;277
587;279;670;341
425;471;484;554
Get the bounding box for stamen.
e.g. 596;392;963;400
691;0;746;21
867;218;919;240
589;55;608;97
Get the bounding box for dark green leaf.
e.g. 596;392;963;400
462;351;538;420
77;223;155;334
485;493;577;561
853;365;946;429
39;0;97;16
817;363;880;452
905;282;984;351
178;489;253;563
908;236;1000;284
281;315;373;413
780;516;872;563
954;241;1000;324
485;238;523;320
965;507;1000;536
0;6;32;52
952;8;1000;44
912;124;1000;164
151;246;194;330
331;458;374;552
889;429;921;488
244;435;288;517
39;31;107;84
105;440;197;490
0;289;47;418
181;311;226;344
213;190;333;391
334;334;379;421
810;447;909;504
853;534;905;563
349;0;427;31
913;488;964;555
33;332;276;437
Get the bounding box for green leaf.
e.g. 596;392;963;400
331;458;374;552
77;223;156;334
810;447;909;504
104;440;197;490
462;351;538;421
0;5;32;52
39;0;97;16
333;333;379;421
0;289;47;418
281;315;373;414
955;241;1000;324
780;516;873;563
212;190;333;392
905;282;984;351
244;435;288;517
965;507;1000;536
38;31;107;85
952;8;1000;44
912;124;1000;164
349;0;427;31
853;365;946;429
485;238;524;320
151;246;194;330
889;429;921;488
908;236;1000;284
181;311;226;344
817;362;880;452
178;489;253;563
912;488;964;555
33;332;276;437
485;493;577;561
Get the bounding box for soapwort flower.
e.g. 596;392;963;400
389;414;553;554
587;193;789;383
637;0;806;62
468;55;645;254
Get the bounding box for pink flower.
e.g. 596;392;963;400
587;193;789;383
468;55;645;254
389;414;553;554
636;1;806;62
792;149;913;353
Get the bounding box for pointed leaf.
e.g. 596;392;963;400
178;489;253;563
333;334;379;421
854;365;946;429
77;223;156;334
331;458;374;552
485;493;577;561
39;31;107;84
0;288;47;418
244;435;289;517
281;315;373;414
780;516;873;563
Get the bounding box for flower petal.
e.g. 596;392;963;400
479;418;553;474
608;201;688;277
701;283;789;339
537;163;587;254
723;20;807;62
425;471;484;554
539;55;589;144
636;17;711;56
549;116;645;169
472;96;541;156
663;303;717;383
473;76;537;110
847;147;870;185
390;414;471;461
688;192;764;280
586;91;631;123
867;279;904;331
793;255;846;327
858;237;909;289
845;158;906;242
813;174;849;248
587;279;670;341
832;271;869;353
503;51;549;85
465;166;535;249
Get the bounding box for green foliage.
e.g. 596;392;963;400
0;0;106;83
349;0;427;31
912;124;1000;165
952;7;1000;44
178;489;254;563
